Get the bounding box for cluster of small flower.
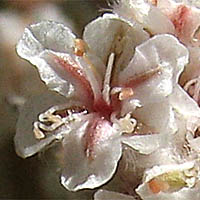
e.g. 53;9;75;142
15;0;200;199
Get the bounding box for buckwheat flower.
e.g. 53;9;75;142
92;105;200;199
160;0;200;108
15;13;189;192
131;0;200;125
95;156;200;199
111;0;175;35
118;90;200;199
153;0;200;46
136;161;200;200
112;0;200;46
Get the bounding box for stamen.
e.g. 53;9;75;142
118;113;137;134
119;88;134;100
33;113;64;140
32;104;87;140
33;122;46;140
111;87;123;95
38;119;63;131
112;112;137;134
74;39;88;57
39;113;62;123
102;53;115;104
111;87;134;100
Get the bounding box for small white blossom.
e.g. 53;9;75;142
14;0;200;199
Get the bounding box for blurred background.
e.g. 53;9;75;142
0;0;108;199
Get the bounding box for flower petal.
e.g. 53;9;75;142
16;21;103;103
157;0;200;45
122;98;177;135
112;0;175;35
15;91;64;158
169;85;200;134
60;115;122;191
122;134;162;155
14;91;84;158
169;85;200;118
180;47;200;84
16;21;75;95
83;13;149;73
118;34;189;103
136;162;200;200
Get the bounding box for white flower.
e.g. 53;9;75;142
14;12;189;192
94;162;200;200
17;2;200;200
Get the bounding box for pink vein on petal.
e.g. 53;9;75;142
123;67;160;89
84;117;113;160
170;5;190;36
53;54;94;102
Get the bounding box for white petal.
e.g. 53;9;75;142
119;34;189;103
94;189;136;200
169;85;200;118
136;162;198;200
38;50;101;103
60;116;122;191
14;91;68;158
122;134;162;155
180;47;200;84
14;91;86;158
121;100;177;155
17;20;76;56
122;99;177;136
169;85;200;134
16;21;75;96
16;21;102;102
143;162;195;182
157;0;200;45
83;13;149;71
112;0;175;35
